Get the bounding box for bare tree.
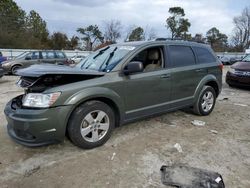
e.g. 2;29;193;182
103;20;122;43
231;7;250;51
143;26;157;40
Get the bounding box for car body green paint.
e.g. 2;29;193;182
4;40;222;146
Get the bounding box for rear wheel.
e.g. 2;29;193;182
193;86;216;116
11;65;21;75
67;100;115;149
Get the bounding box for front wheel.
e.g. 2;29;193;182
193;86;216;116
67;101;115;149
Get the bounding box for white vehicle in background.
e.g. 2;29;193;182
70;55;86;64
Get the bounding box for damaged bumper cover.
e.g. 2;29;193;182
4;96;72;147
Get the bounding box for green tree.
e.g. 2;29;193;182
0;0;26;48
206;27;228;51
166;7;191;39
49;32;69;50
68;36;79;50
26;10;49;47
77;25;103;51
128;27;144;41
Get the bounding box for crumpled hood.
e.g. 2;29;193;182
16;64;105;77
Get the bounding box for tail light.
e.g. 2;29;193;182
219;63;223;72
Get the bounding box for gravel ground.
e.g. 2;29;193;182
0;66;249;188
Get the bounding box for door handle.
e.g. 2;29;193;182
195;69;205;72
160;74;171;79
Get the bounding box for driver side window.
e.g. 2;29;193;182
130;46;164;72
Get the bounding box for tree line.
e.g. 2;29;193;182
1;0;250;52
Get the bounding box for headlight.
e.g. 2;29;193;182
229;67;236;74
22;92;61;108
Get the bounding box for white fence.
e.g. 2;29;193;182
0;48;91;59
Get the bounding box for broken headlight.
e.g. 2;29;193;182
22;92;61;108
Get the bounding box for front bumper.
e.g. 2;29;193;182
226;71;250;88
4;96;72;147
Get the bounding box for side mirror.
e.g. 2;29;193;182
25;56;31;60
123;61;143;75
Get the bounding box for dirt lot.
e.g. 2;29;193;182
0;66;249;188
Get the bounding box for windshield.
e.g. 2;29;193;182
15;52;31;60
242;54;250;62
77;45;135;72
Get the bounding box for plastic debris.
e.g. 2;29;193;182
160;165;225;188
210;130;218;134
111;152;116;160
192;120;206;127
233;103;248;107
174;143;183;153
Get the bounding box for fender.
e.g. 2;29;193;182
64;86;125;115
193;74;219;101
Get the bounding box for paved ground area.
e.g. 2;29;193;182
0;66;249;188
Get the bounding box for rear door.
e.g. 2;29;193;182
41;51;56;64
167;45;205;107
55;51;67;65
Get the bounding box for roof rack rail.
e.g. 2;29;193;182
155;38;207;44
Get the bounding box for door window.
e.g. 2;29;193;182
168;45;195;67
130;46;164;72
42;51;55;59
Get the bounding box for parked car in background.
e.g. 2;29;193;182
229;56;243;64
1;50;69;74
217;56;231;65
4;40;222;149
0;65;4;78
70;55;86;64
0;51;7;64
226;54;250;88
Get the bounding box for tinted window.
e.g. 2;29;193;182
169;45;195;67
26;52;39;60
42;51;55;59
56;52;66;58
193;47;216;64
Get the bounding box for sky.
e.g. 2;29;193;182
15;0;250;40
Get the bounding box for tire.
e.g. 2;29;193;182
193;86;216;116
67;100;115;149
11;65;21;75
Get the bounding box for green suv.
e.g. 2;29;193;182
4;40;223;149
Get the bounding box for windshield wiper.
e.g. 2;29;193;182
93;46;110;59
100;47;118;72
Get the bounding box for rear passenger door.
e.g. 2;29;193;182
55;51;67;65
41;51;56;64
167;45;204;107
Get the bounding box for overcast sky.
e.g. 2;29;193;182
15;0;249;39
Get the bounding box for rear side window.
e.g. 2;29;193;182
193;47;216;64
56;52;66;58
42;51;55;59
168;45;195;67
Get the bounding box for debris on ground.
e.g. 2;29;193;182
192;120;206;127
219;97;229;101
160;165;225;188
233;103;248;107
174;143;183;153
210;130;218;134
111;152;116;161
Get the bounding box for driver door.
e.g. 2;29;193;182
123;46;172;121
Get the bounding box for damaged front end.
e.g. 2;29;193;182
5;64;105;146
